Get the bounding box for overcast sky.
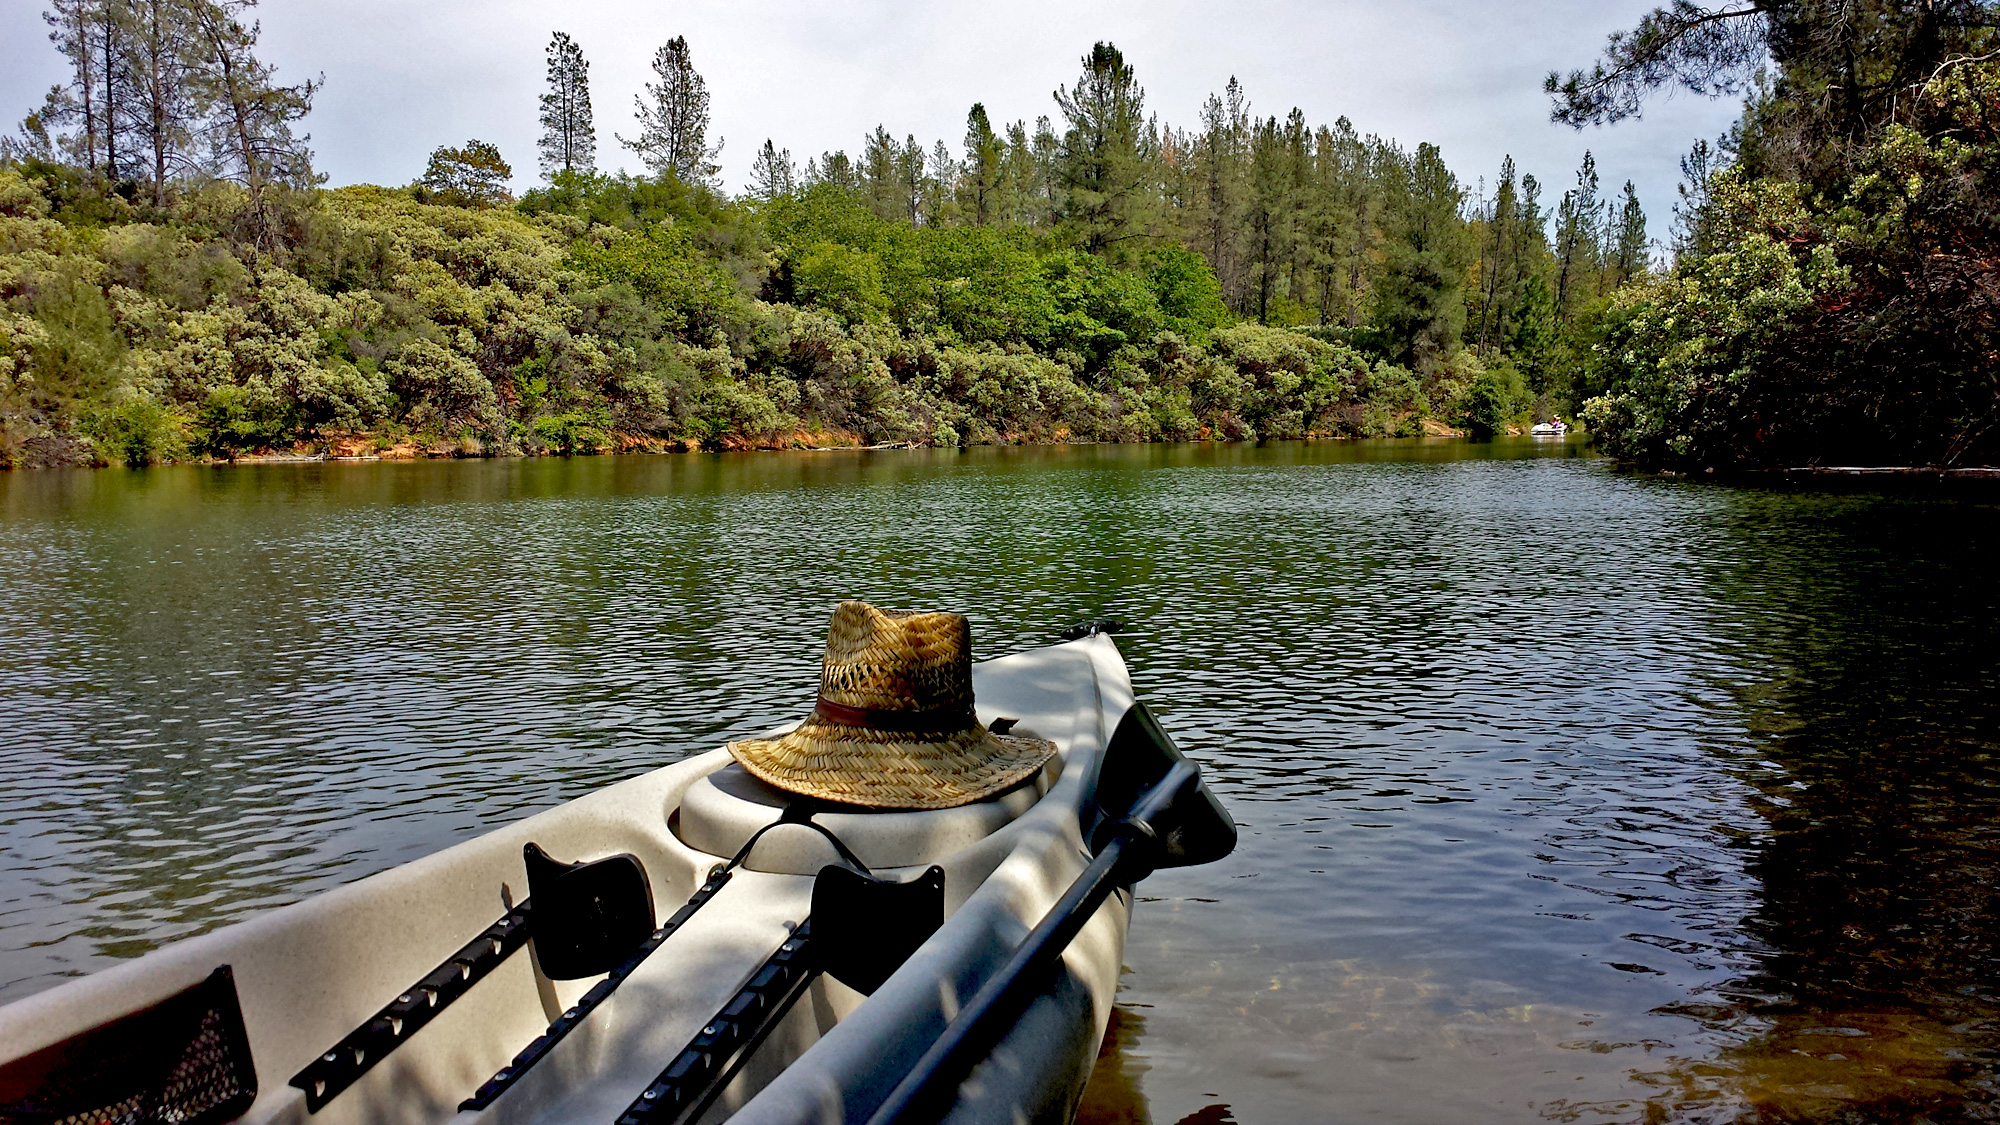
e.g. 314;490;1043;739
1;0;1741;238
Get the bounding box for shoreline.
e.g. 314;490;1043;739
7;426;1507;471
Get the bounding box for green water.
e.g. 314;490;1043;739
3;439;1998;1123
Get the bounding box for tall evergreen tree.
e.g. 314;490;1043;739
28;0;136;178
805;149;857;191
748;139;794;200
537;31;595;180
1053;41;1154;258
1372;142;1470;370
896;133;926;224
1028;117;1061;225
925;138;958;225
1245;114;1294;322
960;103;1004;226
1293;124;1344;324
122;0;201;204
1670;137;1721;259
40;0;103;173
618;36;720;185
1609;180;1648;285
1324;117;1381;328
1473;155;1522;356
860;124;899;220
185;0;318;243
1193;78;1250;305
1552;150;1602;324
1280;108;1313;310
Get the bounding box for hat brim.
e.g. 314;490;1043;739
727;717;1057;810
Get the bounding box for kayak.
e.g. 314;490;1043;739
0;627;1233;1125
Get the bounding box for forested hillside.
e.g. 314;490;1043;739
1;5;1654;467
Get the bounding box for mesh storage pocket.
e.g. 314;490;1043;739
0;965;257;1125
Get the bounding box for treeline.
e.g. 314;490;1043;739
1565;0;2000;469
10;0;316;229
1;12;1657;467
759;55;1653;398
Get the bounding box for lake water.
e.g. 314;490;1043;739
3;440;1997;1124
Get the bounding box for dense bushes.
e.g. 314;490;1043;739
1574;34;2000;469
1580;76;2000;470
0;166;1495;467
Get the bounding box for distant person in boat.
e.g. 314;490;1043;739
728;601;1056;810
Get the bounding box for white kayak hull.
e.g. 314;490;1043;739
0;634;1143;1125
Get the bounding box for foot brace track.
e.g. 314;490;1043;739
459;866;736;1110
290;902;534;1112
613;921;820;1125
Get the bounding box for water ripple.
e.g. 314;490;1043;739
4;442;1997;1124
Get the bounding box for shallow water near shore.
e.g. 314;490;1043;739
3;439;1997;1123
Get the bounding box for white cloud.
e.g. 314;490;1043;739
1;0;1742;240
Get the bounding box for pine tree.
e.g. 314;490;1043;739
748;139;794;200
1671;138;1720;260
1190;77;1250;307
1293;125;1342;324
805;150;857;191
1552;150;1602;325
1280;108;1313;310
960;103;1004;226
995;120;1029;225
29;0;134;178
1053;41;1154;258
537;31;595;181
1609;181;1648;286
122;0;202;204
1245;114;1296;322
1030;116;1062;227
618;36;720;185
1372;142;1470;370
925;138;957;225
19;0;313;210
40;0;101;173
183;0;319;243
1324;117;1381;328
1474;155;1521;356
861;125;899;220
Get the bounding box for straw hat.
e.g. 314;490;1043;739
727;601;1057;810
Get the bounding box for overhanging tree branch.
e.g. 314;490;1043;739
1546;1;1774;127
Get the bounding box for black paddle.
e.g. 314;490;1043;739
863;702;1235;1125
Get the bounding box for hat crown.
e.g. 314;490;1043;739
818;601;972;713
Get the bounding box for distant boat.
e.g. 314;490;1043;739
1530;420;1569;437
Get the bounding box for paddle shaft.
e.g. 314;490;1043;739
864;761;1198;1125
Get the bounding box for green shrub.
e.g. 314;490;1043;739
532;407;612;454
1456;364;1531;440
387;339;497;433
194;384;295;455
791;242;889;325
85;395;186;465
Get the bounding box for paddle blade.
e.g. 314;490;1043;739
1089;703;1236;869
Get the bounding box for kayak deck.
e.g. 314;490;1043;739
0;635;1138;1125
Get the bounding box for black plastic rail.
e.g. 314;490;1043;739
613;921;820;1125
290;900;535;1112
460;866;736;1111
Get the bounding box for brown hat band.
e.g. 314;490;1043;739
811;696;979;733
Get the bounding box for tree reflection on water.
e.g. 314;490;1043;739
1631;488;2000;1123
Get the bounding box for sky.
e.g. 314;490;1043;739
0;0;1743;238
